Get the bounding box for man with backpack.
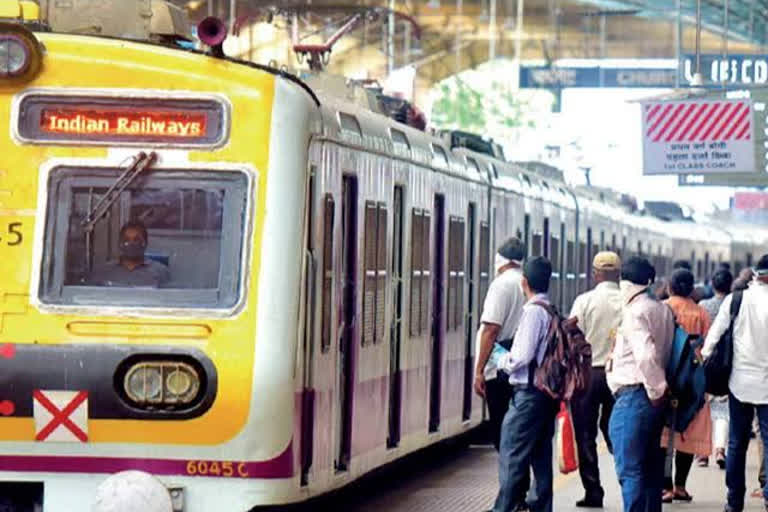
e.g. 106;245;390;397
569;251;622;508
491;256;559;512
704;254;768;512
607;257;675;512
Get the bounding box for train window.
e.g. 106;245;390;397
447;217;466;332
376;206;388;343
549;231;560;306
467;158;482;176
321;195;335;353
478;222;490;310
420;213;431;334
339;112;362;138
410;209;431;337
524;214;530;249
39;167;248;310
532;233;543;256
362;202;388;345
431;144;449;168
390;129;411;151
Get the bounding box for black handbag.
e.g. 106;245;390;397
704;291;743;396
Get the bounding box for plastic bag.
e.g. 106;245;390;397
556;401;579;474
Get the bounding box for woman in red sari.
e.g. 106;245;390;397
661;268;713;502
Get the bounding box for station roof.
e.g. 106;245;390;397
176;1;765;101
581;0;768;47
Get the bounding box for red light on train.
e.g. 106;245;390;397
39;108;208;139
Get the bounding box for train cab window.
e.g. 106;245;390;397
431;144;449;168
447;217;466;332
362;202;388;345
39;167;248;310
321;195;335;352
410;209;431;337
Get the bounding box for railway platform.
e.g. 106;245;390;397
315;441;766;511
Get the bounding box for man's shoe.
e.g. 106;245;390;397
575;497;603;508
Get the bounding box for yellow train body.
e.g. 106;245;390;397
0;33;276;445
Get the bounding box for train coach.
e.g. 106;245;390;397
1;5;767;511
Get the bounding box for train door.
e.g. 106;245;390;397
462;203;477;421
429;194;446;433
387;186;405;448
300;167;317;487
335;175;357;472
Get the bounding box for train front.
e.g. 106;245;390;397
0;13;315;512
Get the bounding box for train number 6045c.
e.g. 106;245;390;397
185;460;249;478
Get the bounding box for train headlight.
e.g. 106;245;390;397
123;361;201;406
0;23;43;81
0;36;28;76
126;365;163;403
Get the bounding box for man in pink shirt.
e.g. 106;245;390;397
607;257;676;512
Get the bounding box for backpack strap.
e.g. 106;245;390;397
731;290;744;319
527;302;558;386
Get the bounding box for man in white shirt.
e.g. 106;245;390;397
569;252;622;509
703;254;768;512
474;237;527;451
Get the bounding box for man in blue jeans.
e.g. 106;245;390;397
704;254;768;512
607;257;675;512
492;256;559;512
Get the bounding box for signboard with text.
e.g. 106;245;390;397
15;93;227;147
642;99;755;175
519;66;677;88
681;54;768;86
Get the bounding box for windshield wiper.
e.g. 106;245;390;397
81;151;157;233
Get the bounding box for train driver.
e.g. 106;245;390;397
86;221;170;288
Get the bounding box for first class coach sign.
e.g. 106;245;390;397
642;99;755;175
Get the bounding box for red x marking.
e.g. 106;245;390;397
33;390;88;442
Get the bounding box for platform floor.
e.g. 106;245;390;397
333;441;765;511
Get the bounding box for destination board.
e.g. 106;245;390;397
15;93;227;147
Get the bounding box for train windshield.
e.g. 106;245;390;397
39;167;249;310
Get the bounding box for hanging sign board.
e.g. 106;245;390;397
642;99;755;175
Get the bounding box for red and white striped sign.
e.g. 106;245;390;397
642;99;755;175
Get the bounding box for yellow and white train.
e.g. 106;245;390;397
0;2;766;510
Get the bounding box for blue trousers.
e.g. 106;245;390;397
609;387;665;512
493;388;558;512
726;393;768;511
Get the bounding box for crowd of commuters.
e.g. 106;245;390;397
474;237;768;512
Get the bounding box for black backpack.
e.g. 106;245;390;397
704;291;744;397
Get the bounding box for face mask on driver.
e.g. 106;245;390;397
119;241;146;260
